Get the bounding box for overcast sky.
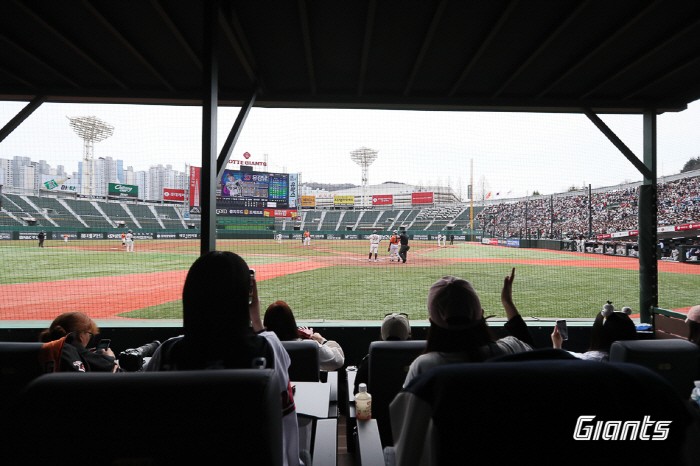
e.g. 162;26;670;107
1;98;699;199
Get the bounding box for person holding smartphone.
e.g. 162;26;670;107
39;311;120;373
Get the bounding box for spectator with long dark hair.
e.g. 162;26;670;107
686;306;700;346
403;268;534;387
264;300;345;371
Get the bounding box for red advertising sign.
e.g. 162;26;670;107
163;188;186;200
412;192;434;204
372;194;393;206
263;209;298;218
189;166;200;207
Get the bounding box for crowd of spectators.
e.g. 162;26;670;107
476;174;700;238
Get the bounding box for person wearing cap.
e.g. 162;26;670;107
368;230;381;262
403;268;534;387
389;230;400;262
125;229;134;252
686;305;700;346
353;313;412;394
38;230;45;248
398;231;410;263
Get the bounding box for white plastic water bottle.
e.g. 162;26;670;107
355;383;372;420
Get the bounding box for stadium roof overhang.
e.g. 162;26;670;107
2;0;699;323
1;0;700;114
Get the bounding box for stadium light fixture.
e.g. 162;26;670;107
350;146;378;207
67;116;115;196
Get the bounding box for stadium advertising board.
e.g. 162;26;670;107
0;231;12;240
217;170;294;217
42;175;78;193
189;166;201;213
163;188;185;201
334;195;355;205
412;192;434;204
289;174;298;208
19;232;44;240
80;233;104;240
264;209;297;218
227;151;267;167
109;183;138;198
56;232;78;240
372;194;393;206
301;196;316;207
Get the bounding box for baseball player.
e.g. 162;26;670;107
125;230;134;252
389;230;400;262
368;230;381;262
121;232;126;247
304;230;311;246
276;233;282;244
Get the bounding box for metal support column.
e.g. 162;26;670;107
217;90;257;180
0;95;46;143
201;0;219;255
638;110;658;323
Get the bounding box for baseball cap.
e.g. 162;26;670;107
427;276;483;329
381;313;411;341
373;230;377;234
687;305;700;323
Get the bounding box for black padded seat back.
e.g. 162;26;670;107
282;340;320;381
610;339;700;398
393;360;697;466
367;340;426;446
0;342;44;404
10;369;283;466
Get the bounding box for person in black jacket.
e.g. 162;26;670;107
398;231;409;264
38;230;45;248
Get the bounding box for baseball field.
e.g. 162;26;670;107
1;237;698;322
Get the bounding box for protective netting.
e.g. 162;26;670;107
1;101;700;322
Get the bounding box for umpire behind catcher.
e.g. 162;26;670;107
399;231;409;264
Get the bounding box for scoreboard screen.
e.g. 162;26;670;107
217;170;289;211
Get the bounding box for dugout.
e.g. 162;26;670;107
1;0;699;330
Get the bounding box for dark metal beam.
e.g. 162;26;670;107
298;0;316;95
357;0;377;97
403;0;448;97
582;15;700;100
537;0;661;99
623;50;700;102
217;90;257;180
0;32;79;88
491;0;589;98
0;95;46;143
220;6;267;96
201;0;219;255
151;0;202;71
13;0;128;90
82;0;176;92
638;109;658;323
581;107;653;179
449;0;519;97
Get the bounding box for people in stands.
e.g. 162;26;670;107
145;251;306;466
551;302;637;361
688;242;700;261
353;312;412;393
39;311;119;373
686;305;700;346
264;300;345;371
403;268;534;387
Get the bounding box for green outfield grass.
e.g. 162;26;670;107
3;240;698;320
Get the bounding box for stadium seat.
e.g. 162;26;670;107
282;340;321;381
609;339;700;399
386;360;699;466
0;342;44;407
7;369;284;465
366;340;426;446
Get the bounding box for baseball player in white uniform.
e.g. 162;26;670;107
389;230;400;261
276;233;282;244
368;230;381;262
125;230;134;252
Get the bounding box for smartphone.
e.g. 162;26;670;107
249;269;255;294
96;339;111;352
556;320;569;341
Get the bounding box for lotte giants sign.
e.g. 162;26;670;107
163;188;185;201
412;192;434;204
372;194;393;206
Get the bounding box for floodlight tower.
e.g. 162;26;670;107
67;116;114;196
350;146;378;207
